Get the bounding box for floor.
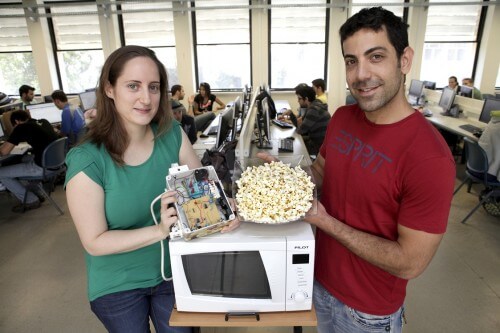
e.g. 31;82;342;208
0;164;499;333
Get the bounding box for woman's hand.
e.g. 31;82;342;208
159;190;178;238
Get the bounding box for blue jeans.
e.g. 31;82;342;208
0;157;42;203
90;280;192;333
313;280;404;333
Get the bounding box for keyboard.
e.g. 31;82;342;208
459;124;482;134
278;138;294;153
272;119;294;129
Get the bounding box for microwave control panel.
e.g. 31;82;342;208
285;241;315;311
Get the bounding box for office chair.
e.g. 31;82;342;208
453;137;500;223
18;137;68;215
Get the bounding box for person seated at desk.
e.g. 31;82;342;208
192;82;225;114
447;76;459;93
0;110;58;212
190;82;224;132
14;84;39;110
478;111;500;182
171;84;190;116
462;78;483;100
51;90;86;147
279;85;331;156
172;103;197;144
312;78;328;104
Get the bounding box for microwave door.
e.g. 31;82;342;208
182;251;272;299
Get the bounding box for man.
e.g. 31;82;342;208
172;102;197;144
312;78;327;104
283;85;330;156
15;85;38;110
304;7;455;332
478;110;500;182
0;110;58;212
462;78;483;100
51;90;86;146
171;84;190;116
447;76;459;93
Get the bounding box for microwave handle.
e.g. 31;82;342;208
224;312;260;322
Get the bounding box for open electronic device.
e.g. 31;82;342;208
165;165;235;241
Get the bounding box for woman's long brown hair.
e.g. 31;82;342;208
84;45;172;165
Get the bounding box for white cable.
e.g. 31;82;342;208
150;192;170;281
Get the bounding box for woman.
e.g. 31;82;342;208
65;45;237;333
190;82;224;115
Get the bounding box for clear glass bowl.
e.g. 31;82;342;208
231;155;317;224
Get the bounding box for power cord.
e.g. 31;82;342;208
149;163;189;281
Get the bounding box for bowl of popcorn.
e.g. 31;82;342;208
232;156;316;224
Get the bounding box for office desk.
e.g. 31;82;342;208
424;105;485;141
252;123;312;166
170;305;317;333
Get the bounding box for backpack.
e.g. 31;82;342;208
201;139;238;196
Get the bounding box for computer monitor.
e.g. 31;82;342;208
479;98;500;124
261;97;271;142
215;109;233;150
43;95;53;103
79;90;96;111
26;103;62;124
438;87;457;116
253;97;272;149
233;96;242;119
408;79;425;106
423;81;436;90
459;85;473;98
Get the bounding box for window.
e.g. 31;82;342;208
420;0;482;88
350;0;406;18
270;0;328;89
48;2;104;93
0;6;40;96
120;1;179;85
193;0;251;90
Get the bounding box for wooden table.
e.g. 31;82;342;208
170;305;317;333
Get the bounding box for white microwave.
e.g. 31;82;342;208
169;221;315;313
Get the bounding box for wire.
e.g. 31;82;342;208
150;192;170;282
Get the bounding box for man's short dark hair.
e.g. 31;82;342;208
295;85;316;103
19;85;35;96
10;110;30;126
312;79;326;92
51;90;68;102
171;84;183;95
339;7;409;59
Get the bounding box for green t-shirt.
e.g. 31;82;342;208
65;123;182;301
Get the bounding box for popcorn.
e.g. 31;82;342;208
235;161;315;223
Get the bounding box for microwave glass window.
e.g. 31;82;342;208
292;254;309;264
182;251;272;299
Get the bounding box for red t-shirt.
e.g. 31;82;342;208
315;104;455;315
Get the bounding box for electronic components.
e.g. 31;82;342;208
166;165;235;241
